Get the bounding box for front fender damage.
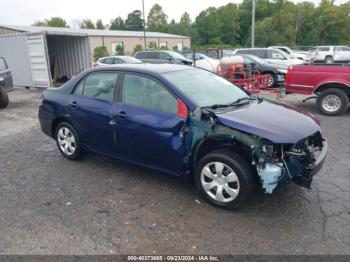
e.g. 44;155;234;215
183;108;327;194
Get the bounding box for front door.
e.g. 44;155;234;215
68;72;119;155
115;73;187;174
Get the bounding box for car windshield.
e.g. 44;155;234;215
245;55;267;64
163;69;248;108
122;56;143;64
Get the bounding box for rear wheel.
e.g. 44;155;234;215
264;73;276;88
325;56;333;64
55;122;82;160
0;89;9;109
316;88;349;116
195;149;255;210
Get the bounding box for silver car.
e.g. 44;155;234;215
94;56;143;67
307;46;350;63
0;57;13;108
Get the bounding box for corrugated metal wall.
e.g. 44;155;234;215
47;35;91;79
0;34;33;87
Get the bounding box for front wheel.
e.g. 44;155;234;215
55;122;82;160
316;88;349;116
194;149;256;210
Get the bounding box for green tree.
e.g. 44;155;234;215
147;42;157;50
93;46;108;62
96;19;105;30
125;10;144;31
80;19;95;29
133;44;143;54
116;45;125;55
32;17;68;27
110;17;125;30
147;4;168;32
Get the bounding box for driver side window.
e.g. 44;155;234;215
269;50;285;60
122;74;177;115
74;73;118;101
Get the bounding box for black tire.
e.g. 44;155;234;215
264;73;276;88
316;88;349;116
55;122;82;160
325;56;333;64
194;149;256;210
0;89;9;109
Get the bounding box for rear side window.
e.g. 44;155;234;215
122;73;177;115
74;73;118;101
135;52;146;59
0;58;7;71
101;58;114;64
147;52;159;59
319;47;330;51
114;58;125;64
159;52;171;60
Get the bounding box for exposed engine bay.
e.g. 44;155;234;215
185;107;327;194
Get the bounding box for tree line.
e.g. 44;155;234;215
33;0;350;48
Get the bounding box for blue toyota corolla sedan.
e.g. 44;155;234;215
39;64;327;209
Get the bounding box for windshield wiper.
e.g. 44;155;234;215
231;96;262;105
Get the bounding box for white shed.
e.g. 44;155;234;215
0;30;91;88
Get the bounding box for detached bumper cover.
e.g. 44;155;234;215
306;139;328;177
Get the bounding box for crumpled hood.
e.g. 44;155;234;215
215;99;321;144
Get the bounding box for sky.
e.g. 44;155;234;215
0;0;348;27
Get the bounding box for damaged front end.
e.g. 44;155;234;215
186;107;327;194
256;131;327;193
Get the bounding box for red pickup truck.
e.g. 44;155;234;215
285;65;350;115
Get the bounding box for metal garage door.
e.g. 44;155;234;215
26;32;51;88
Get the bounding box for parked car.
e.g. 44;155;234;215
234;48;305;67
307;46;350;64
134;51;193;65
240;54;286;87
39;64;327;209
285;64;350;115
183;52;210;61
269;46;308;61
0;57;14;108
94;56;142;67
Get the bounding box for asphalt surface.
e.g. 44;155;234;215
0;88;349;255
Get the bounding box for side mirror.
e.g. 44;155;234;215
167;57;172;61
0;77;4;86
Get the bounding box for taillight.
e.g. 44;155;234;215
177;98;188;118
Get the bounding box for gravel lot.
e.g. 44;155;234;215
0;88;349;255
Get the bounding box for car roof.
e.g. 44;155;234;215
91;63;193;74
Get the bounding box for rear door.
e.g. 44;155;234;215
115;72;187;174
0;57;13;92
26;32;51;88
68;71;119;155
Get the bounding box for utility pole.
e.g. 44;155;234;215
142;0;147;50
251;0;256;47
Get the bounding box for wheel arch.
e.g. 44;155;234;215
51;116;76;137
314;82;350;96
191;137;253;173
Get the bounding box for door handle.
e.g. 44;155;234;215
113;111;128;119
71;101;79;109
